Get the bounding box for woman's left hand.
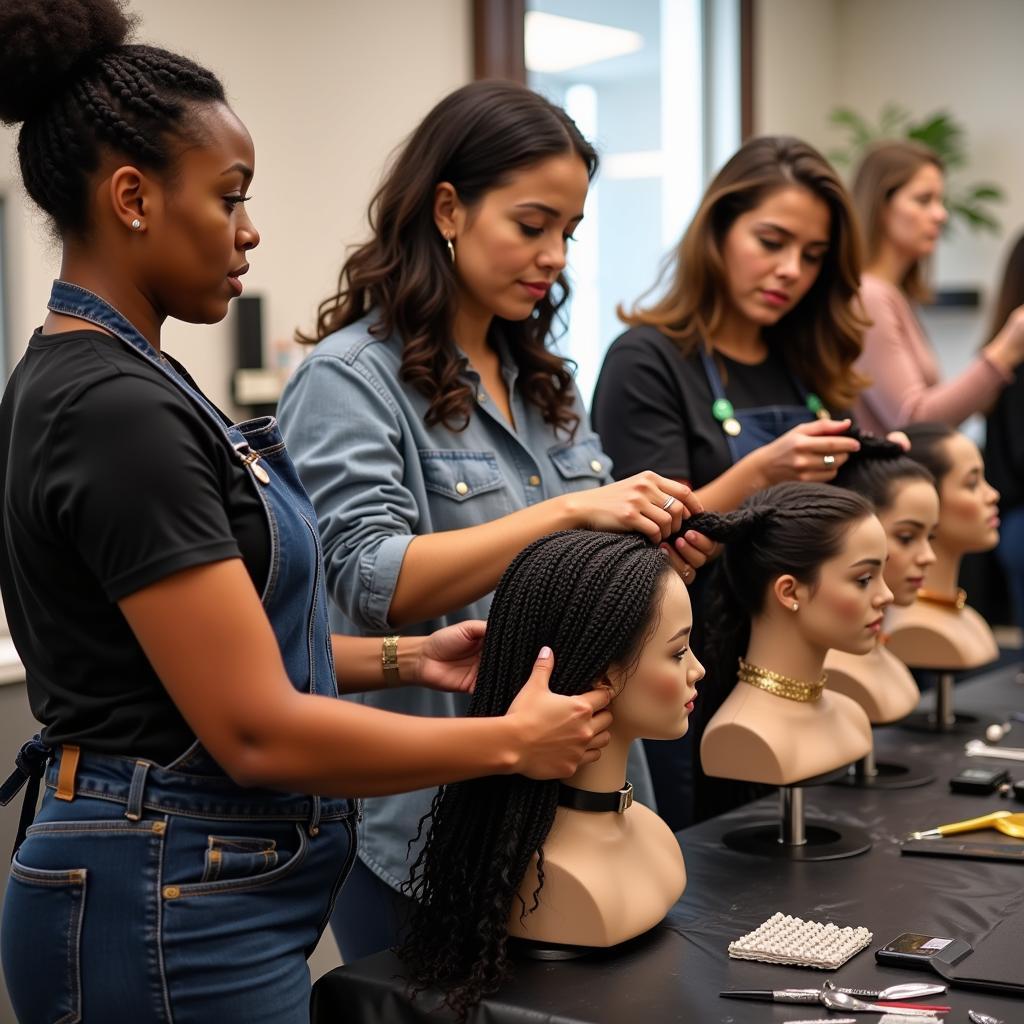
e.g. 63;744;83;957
417;620;486;693
660;529;720;586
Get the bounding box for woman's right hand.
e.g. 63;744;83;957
985;304;1024;373
505;647;613;779
752;418;861;485
558;472;702;543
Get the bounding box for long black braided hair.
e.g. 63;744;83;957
398;508;831;1017
0;0;225;235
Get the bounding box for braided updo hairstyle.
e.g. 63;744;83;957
832;428;936;511
0;0;225;235
399;529;673;1018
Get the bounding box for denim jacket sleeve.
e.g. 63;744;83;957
277;351;414;632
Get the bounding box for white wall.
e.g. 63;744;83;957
0;0;472;410
754;0;1024;389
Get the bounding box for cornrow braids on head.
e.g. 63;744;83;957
1;0;225;235
398;529;671;1020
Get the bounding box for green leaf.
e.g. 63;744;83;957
966;184;1004;202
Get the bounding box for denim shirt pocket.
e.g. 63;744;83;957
548;437;609;492
418;449;512;531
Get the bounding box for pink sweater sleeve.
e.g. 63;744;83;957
854;277;1010;432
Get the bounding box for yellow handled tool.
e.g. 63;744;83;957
910;811;1024;840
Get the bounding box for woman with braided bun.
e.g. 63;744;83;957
277;79;712;960
0;3;616;1020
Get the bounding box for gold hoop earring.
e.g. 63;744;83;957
446;235;455;264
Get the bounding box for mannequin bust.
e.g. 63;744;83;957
509;567;696;946
886;425;1000;670
401;530;704;1013
698;483;886;787
826;438;940;723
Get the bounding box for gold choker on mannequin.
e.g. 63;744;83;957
916;587;967;611
738;657;826;703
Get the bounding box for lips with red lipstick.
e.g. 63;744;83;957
518;280;550;300
227;263;249;296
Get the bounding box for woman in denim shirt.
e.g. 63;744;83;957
278;81;713;961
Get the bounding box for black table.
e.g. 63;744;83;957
313;664;1024;1023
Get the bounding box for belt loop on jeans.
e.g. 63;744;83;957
125;760;151;821
55;744;80;801
308;795;322;837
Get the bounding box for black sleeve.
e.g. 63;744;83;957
44;373;243;600
591;335;693;481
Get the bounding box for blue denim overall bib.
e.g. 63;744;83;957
0;282;356;1023
699;347;818;463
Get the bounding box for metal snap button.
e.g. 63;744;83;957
477;392;487;403
528;474;541;486
162;885;181;900
455;481;469;495
590;459;602;472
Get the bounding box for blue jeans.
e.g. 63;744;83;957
2;751;356;1023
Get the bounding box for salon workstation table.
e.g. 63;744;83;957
312;662;1024;1023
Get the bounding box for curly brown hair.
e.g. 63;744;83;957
620;136;868;413
298;81;598;435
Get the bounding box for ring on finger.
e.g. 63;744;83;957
822;454;836;467
661;495;677;512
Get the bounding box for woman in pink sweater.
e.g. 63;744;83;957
851;141;1024;433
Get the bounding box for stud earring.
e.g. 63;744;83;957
791;602;799;612
445;235;455;263
130;218;142;231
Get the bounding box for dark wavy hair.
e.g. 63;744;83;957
0;0;225;236
298;80;598;435
689;482;874;819
832;428;935;511
619;136;868;412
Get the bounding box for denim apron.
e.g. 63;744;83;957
0;282;357;1023
699;347;822;463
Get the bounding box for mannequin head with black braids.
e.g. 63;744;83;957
400;529;705;1017
833;431;939;607
0;0;258;338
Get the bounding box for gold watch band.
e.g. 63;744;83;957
381;635;400;687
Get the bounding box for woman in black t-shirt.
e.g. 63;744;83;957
0;4;613;1020
592;137;869;826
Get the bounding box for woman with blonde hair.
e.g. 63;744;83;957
851;140;1024;433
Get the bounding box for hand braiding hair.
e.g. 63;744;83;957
0;0;225;235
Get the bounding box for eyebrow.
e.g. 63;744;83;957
849;558;883;569
667;625;692;643
515;201;585;221
221;162;254;179
755;222;829;247
892;518;926;528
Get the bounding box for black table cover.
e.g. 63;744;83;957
313;663;1024;1023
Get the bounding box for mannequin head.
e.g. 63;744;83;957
833;434;940;606
904;423;1000;556
401;530;698;1016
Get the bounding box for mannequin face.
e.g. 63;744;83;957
934;433;1000;554
882;162;948;261
720;185;831;328
433;153;589;326
878;479;940;606
779;515;894;655
604;573;705;741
